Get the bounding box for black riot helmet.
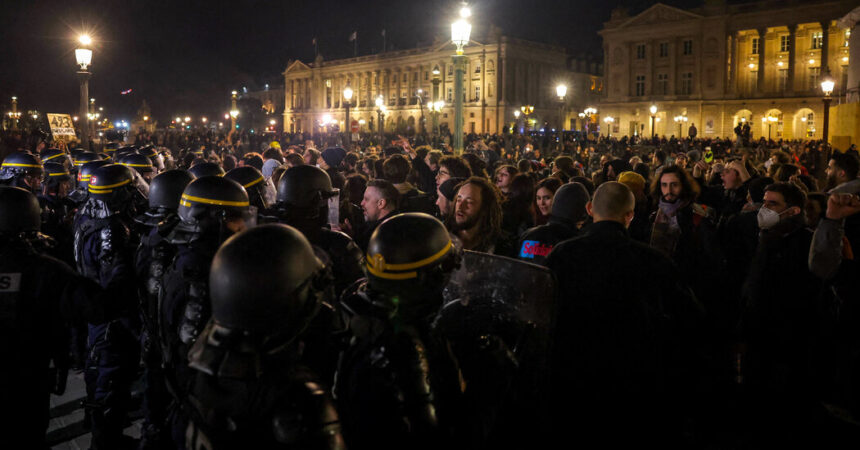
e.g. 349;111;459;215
76;160;110;190
87;164;137;205
274;165;336;225
0;186;41;233
135;169;193;227
42;162;73;193
276;165;336;207
365;213;460;319
73;151;101;168
40;148;71;168
188;161;224;179
120;152;154;174
1;152;43;179
170;176;250;243
188;224;328;377
225;166;269;210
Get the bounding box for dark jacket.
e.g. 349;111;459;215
516;218;578;266
546;220;705;446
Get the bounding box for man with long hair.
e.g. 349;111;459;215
447;177;504;253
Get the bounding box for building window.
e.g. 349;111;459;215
474;61;481;73
778;68;789;91
683;40;693;55
808;66;821;90
657;73;669;95
751;38;760;55
447;65;453;76
659;42;669;57
636;44;646;59
424;71;429;81
681;72;693;95
780;35;790;52
447;87;453;102
402;73;407;82
474;86;480;101
413;72;418;82
811;31;823;49
635;75;646;96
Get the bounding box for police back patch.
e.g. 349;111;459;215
0;273;22;292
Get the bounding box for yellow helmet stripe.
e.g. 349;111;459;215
365;263;417;280
365;240;452;272
242;176;264;188
48;172;70;177
89;178;132;190
2;162;42;168
121;163;152;168
43;153;66;161
180;193;249;208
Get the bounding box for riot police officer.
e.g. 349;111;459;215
39;162;76;266
73;163;146;449
183;224;346;449
187;161;224;178
133;169;193;449
335;213;464;450
68;159;110;206
160;175;250;446
273;165;363;296
120;152;156;183
0;186;107;446
224;165;276;214
0;152;43;193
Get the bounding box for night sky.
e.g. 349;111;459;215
0;0;714;124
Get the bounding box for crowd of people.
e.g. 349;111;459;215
1;125;860;449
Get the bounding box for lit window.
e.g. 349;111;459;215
780;35;790;52
811;31;823;49
751;38;759;55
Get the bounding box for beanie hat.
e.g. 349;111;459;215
438;177;466;202
617;171;646;193
321;147;346;168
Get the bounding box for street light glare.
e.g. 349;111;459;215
79;34;92;46
459;6;471;18
650;105;657;115
556;84;567;99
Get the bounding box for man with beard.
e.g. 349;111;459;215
649;166;724;342
448;177;504;254
356;179;398;252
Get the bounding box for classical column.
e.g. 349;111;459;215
820;20;830;73
729;31;740;95
787;24;797;94
757;28;767;94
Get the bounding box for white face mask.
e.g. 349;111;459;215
757;206;788;229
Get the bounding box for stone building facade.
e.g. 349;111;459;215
282;35;602;135
599;0;855;141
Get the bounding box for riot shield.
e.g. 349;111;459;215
437;250;556;444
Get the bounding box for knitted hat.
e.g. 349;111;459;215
438;177;466;201
321;147;346;168
617;171;646;193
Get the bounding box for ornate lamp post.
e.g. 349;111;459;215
514;110;521;133
583;107;597;135
766;115;778;140
556;84;567;132
8;96;20;130
674;115;688;137
230;90;239;130
75;34;93;148
416;89;426;136
451;4;471;154
604;116;614;137
649;104;657;138
820;69;835;146
520;105;534;134
431;100;444;137
375;95;385;144
343;85;353;146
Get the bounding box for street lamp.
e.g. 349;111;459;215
8;96;20;130
556;84;567;132
343;85;354;146
451;3;471;154
604;116;614;137
673;115;688;137
583;107;597;135
230;90;239;129
649;104;657;138
375;95;385;143
766;115;778;140
75;34;93;148
416;88;427;136
820;68;835;146
520;105;535;134
431;100;445;137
